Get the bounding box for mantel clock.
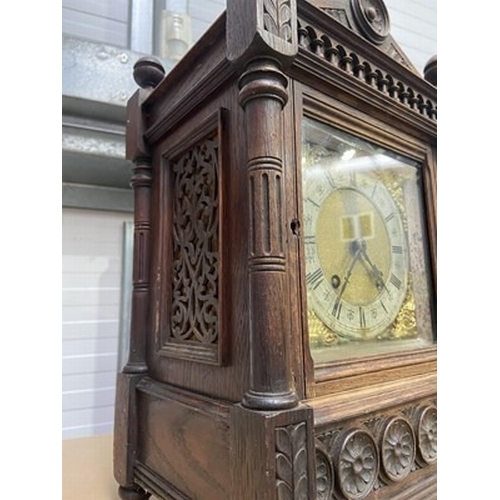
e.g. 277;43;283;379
114;1;437;499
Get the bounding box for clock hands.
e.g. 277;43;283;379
332;244;363;315
356;239;391;294
332;238;390;301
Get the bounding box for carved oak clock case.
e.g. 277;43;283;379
114;0;437;499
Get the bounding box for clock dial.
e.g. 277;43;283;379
304;169;409;340
301;117;434;361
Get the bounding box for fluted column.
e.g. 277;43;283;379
238;58;298;410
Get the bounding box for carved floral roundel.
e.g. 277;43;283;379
336;428;379;500
351;0;391;45
380;416;416;482
417;405;437;464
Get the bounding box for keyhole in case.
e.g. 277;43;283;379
290;218;301;236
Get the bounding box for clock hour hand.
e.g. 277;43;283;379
333;244;362;310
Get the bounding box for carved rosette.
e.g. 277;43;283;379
380;417;415;482
335;428;379;499
351;0;390;45
315;441;334;500
417;405;437;465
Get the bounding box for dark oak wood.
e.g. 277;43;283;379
114;1;437;498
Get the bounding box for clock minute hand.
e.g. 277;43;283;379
357;239;389;293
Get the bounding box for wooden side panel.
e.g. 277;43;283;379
147;85;251;403
135;379;230;500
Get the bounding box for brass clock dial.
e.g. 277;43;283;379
303;169;409;340
301;117;434;361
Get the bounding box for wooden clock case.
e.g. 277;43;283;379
114;0;437;499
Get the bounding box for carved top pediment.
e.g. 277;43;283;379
305;0;418;73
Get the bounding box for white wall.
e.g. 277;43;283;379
385;0;437;73
62;208;133;439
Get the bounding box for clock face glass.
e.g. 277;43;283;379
301;117;434;363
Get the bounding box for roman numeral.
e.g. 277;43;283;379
385;213;395;223
349;172;357;187
392;245;403;254
380;300;388;315
306;268;323;289
333;300;343;319
389;273;402;290
304;235;316;245
307;197;320;209
325;170;336;189
359;307;366;328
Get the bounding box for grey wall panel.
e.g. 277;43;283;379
64;0;129;22
63;7;128;48
62;208;133;439
63;371;118;393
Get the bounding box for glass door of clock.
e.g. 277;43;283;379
301;117;435;363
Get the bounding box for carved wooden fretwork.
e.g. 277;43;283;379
296;20;437;121
161;110;226;365
275;422;309;499
315;401;437;499
171;136;219;345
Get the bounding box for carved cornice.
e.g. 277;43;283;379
296;14;436;122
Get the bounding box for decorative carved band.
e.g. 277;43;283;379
316;402;437;499
275;422;309;499
170;135;219;346
297;20;437;121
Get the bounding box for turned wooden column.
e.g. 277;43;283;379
227;0;299;410
122;57;165;373
114;57;164;500
238;58;298;410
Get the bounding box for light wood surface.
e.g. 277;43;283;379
62;434;161;499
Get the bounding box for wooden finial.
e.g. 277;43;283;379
133;56;165;89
